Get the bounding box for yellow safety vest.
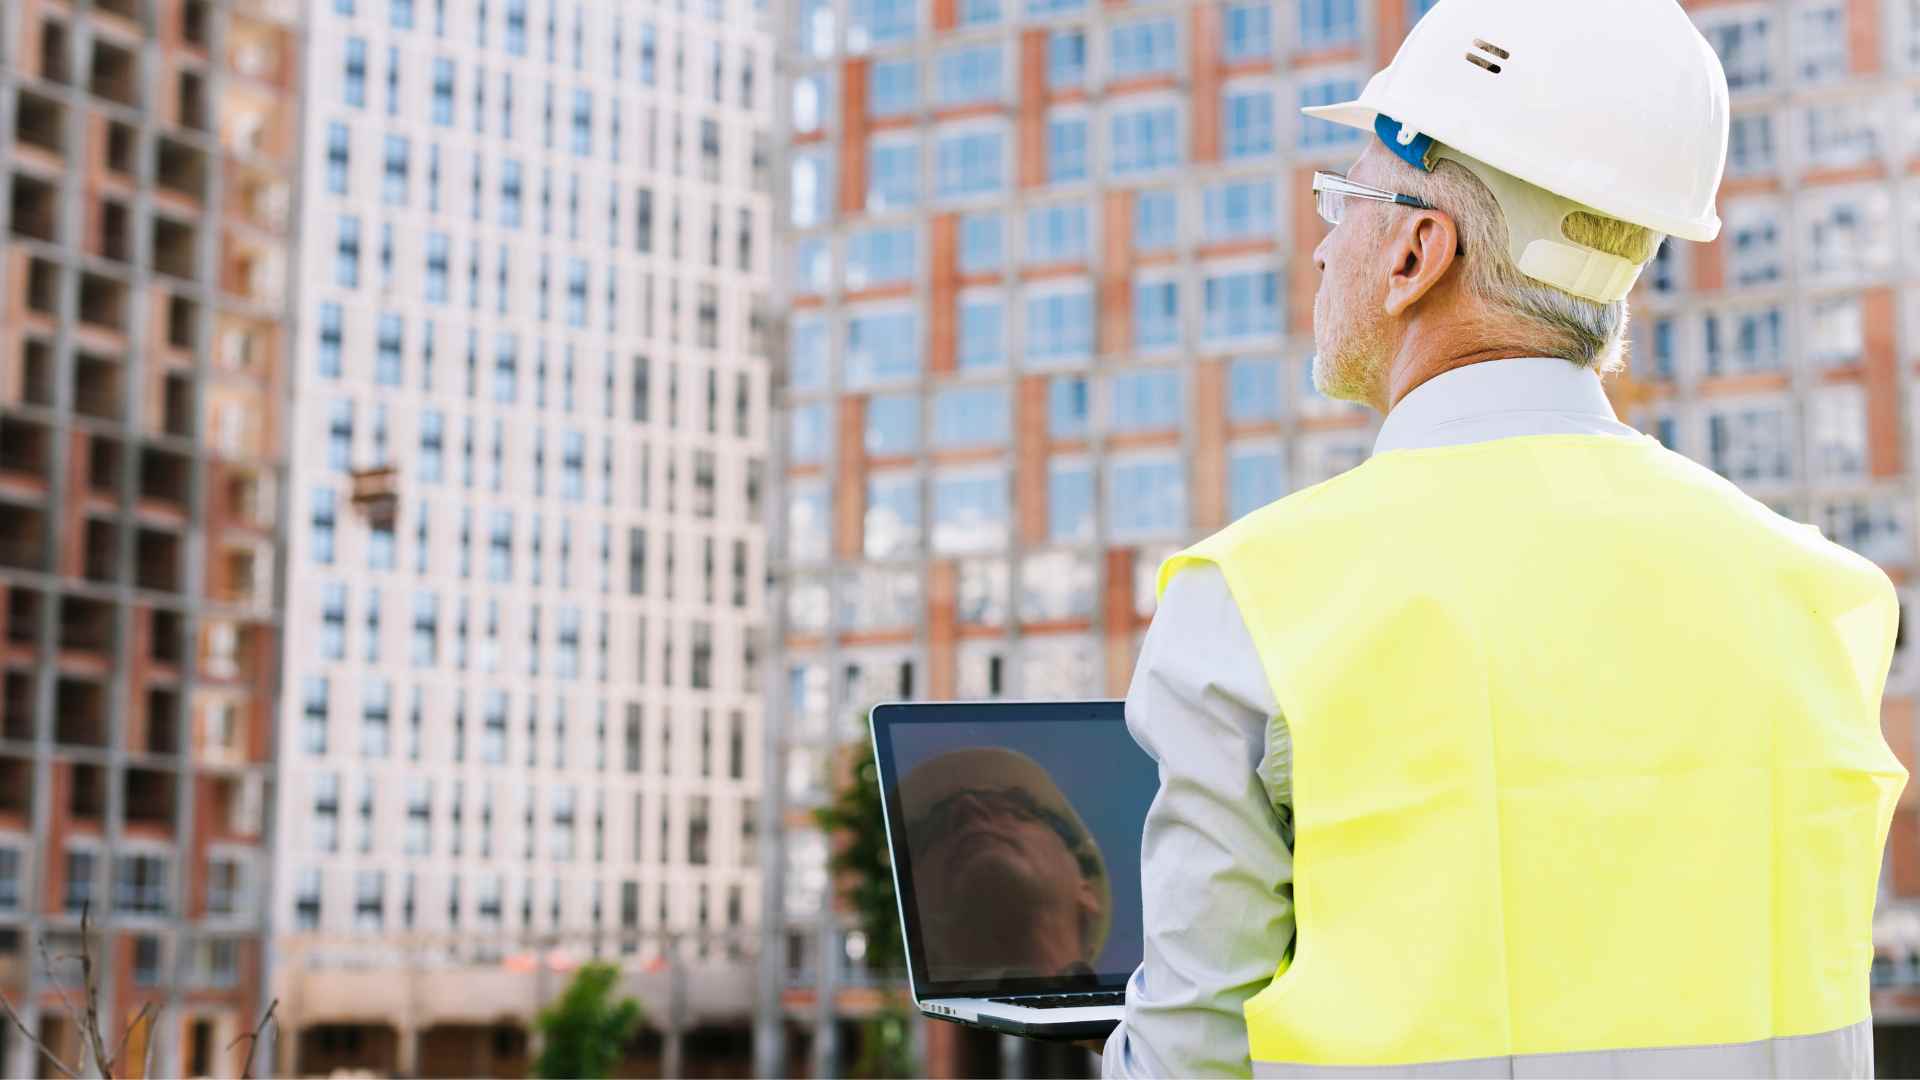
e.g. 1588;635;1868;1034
1159;434;1906;1077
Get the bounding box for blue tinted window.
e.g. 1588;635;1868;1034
1227;357;1283;421
1047;29;1087;87
1203;179;1276;242
377;313;405;386
867;139;921;211
345;38;369;107
870;59;918;117
935;129;1007;199
327;122;351;194
1111;368;1183;430
335;216;362;287
959;298;1007;370
1133;282;1179;351
1299;79;1364;148
1299;0;1358;48
864;473;921;558
794;237;832;293
432;58;455;125
1110;18;1177;79
865;394;921;455
1046;115;1089;183
1106;457;1186;539
1048;461;1095;544
960;0;1000;25
319;303;345;378
931;470;1009;554
1026;203;1090;264
1027;0;1085;15
960;213;1005;271
1111;105;1180;174
789;402;829;463
1134;191;1177;251
1027;289;1094;364
1049;376;1089;437
933;386;1011;447
846;310;921;386
1204;270;1281;342
1224;87;1275;159
1229;447;1286;520
850;0;916;47
1223;1;1272;61
790;317;830;392
935;45;1004;106
846;225;917;289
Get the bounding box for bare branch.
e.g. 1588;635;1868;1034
35;937;86;1074
78;902;113;1080
109;1001;156;1076
225;998;279;1080
0;990;79;1079
143;1003;161;1080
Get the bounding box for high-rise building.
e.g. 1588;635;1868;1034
274;0;774;1073
764;0;1920;1070
0;0;297;1074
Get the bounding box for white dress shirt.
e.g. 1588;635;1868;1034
1100;358;1643;1077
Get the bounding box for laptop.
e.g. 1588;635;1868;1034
870;700;1159;1040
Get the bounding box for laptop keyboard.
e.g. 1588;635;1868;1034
987;992;1125;1009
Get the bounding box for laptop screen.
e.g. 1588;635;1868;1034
872;701;1158;999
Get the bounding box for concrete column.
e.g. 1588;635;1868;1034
395;1020;420;1078
663;933;687;1080
810;921;840;1079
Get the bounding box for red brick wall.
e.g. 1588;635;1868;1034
1865;286;1902;478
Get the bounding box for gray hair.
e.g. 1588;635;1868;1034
1395;158;1664;375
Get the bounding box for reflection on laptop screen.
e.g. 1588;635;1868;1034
885;708;1156;991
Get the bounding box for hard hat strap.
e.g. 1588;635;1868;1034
1373;114;1438;173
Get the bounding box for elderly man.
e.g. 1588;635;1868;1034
1097;0;1907;1076
901;748;1112;982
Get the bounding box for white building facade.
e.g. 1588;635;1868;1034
277;0;773;1068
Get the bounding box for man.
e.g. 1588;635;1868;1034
1097;0;1908;1075
900;747;1111;981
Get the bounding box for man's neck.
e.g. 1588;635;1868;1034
1384;345;1545;413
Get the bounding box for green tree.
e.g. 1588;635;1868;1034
533;962;645;1080
811;722;904;974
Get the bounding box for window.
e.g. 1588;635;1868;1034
1224;86;1276;159
1110;103;1180;174
1228;357;1284;421
66;851;98;915
867;136;921;211
1702;15;1774;92
1708;405;1794;485
113;854;171;916
1808;385;1868;483
1048;29;1087;87
1817;496;1911;564
790;402;829;463
381;134;409;205
865;473;922;558
790;149;834;228
1224;1;1273;61
318;303;344;378
849;0;916;49
1111;18;1177;81
1806;295;1863;369
868;59;917;119
1026;288;1094;365
1204;179;1276;243
376;313;403;386
961;0;1000;24
1703;307;1785;375
1298;0;1357;48
1796;2;1847;84
1804;101;1885;171
335;215;362;287
959;297;1007;370
933;386;1011;447
320;583;348;659
1726;112;1776;178
934;128;1008;199
425;232;450;302
361;678;391;757
355;869;385;930
1046;114;1089;183
1134;191;1177;252
788;484;830;564
327;122;351;194
1804;188;1892;280
432;58;455;125
1107;455;1186;540
312;488;337;564
481;690;508;764
790;317;828;392
345;38;369;107
1048;376;1090;439
866;394;921;455
0;848;19;911
1048;459;1095;544
1299;78;1363;147
1229;445;1286;520
960;212;1005;271
1026;203;1090;264
1111;368;1183;430
1133;280;1180;350
935;45;1004;106
932;469;1010;554
302;676;329;753
846;226;917;289
411;591;438;667
1204;269;1281;342
846;309;921;387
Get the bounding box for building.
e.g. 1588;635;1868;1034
274;0;775;1073
0;0;298;1074
763;0;1920;1072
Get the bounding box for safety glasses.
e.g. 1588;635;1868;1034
1311;171;1437;227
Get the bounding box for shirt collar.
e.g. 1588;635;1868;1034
1373;357;1621;455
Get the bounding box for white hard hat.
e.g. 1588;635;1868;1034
1303;0;1730;301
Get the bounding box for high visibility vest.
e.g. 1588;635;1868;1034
1159;434;1906;1077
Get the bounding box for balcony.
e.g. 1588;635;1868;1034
350;466;399;527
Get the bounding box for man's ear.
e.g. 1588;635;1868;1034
1382;211;1461;317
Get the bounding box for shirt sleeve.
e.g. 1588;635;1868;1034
1101;565;1295;1079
